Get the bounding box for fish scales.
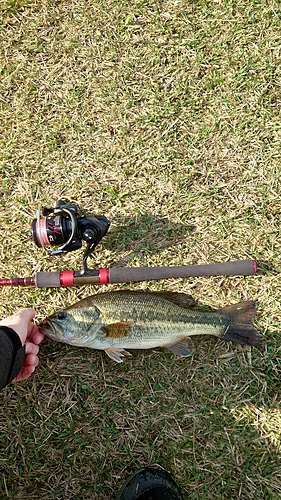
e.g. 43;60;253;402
91;292;226;339
41;291;259;363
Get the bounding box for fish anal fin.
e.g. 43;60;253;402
102;322;132;338
165;336;194;357
149;292;197;309
104;347;132;363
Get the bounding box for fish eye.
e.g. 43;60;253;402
57;312;67;320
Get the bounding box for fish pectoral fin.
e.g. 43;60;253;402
165;337;194;357
105;346;132;363
102;322;132;338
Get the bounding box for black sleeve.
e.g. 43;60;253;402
0;327;25;390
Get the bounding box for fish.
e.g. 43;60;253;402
40;291;259;363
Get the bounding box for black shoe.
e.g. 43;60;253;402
115;466;183;500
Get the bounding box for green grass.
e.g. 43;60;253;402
1;0;281;498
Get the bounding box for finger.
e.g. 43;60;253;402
26;324;45;344
13;365;35;382
0;309;36;340
17;308;36;323
13;354;39;382
25;353;39;367
24;342;39;356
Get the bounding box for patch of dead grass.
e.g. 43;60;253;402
0;0;281;498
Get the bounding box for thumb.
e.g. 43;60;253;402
16;308;36;323
0;308;36;346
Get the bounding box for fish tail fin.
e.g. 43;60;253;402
219;301;259;346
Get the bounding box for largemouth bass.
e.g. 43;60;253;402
41;291;259;363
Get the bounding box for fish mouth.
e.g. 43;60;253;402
39;321;58;340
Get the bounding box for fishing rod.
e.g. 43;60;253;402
0;260;257;288
0;200;257;288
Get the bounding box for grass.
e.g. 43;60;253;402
0;0;281;498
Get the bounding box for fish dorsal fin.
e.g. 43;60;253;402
165;336;194;357
147;291;197;309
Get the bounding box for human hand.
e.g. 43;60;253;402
0;308;44;382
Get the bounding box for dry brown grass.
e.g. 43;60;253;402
1;0;281;498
